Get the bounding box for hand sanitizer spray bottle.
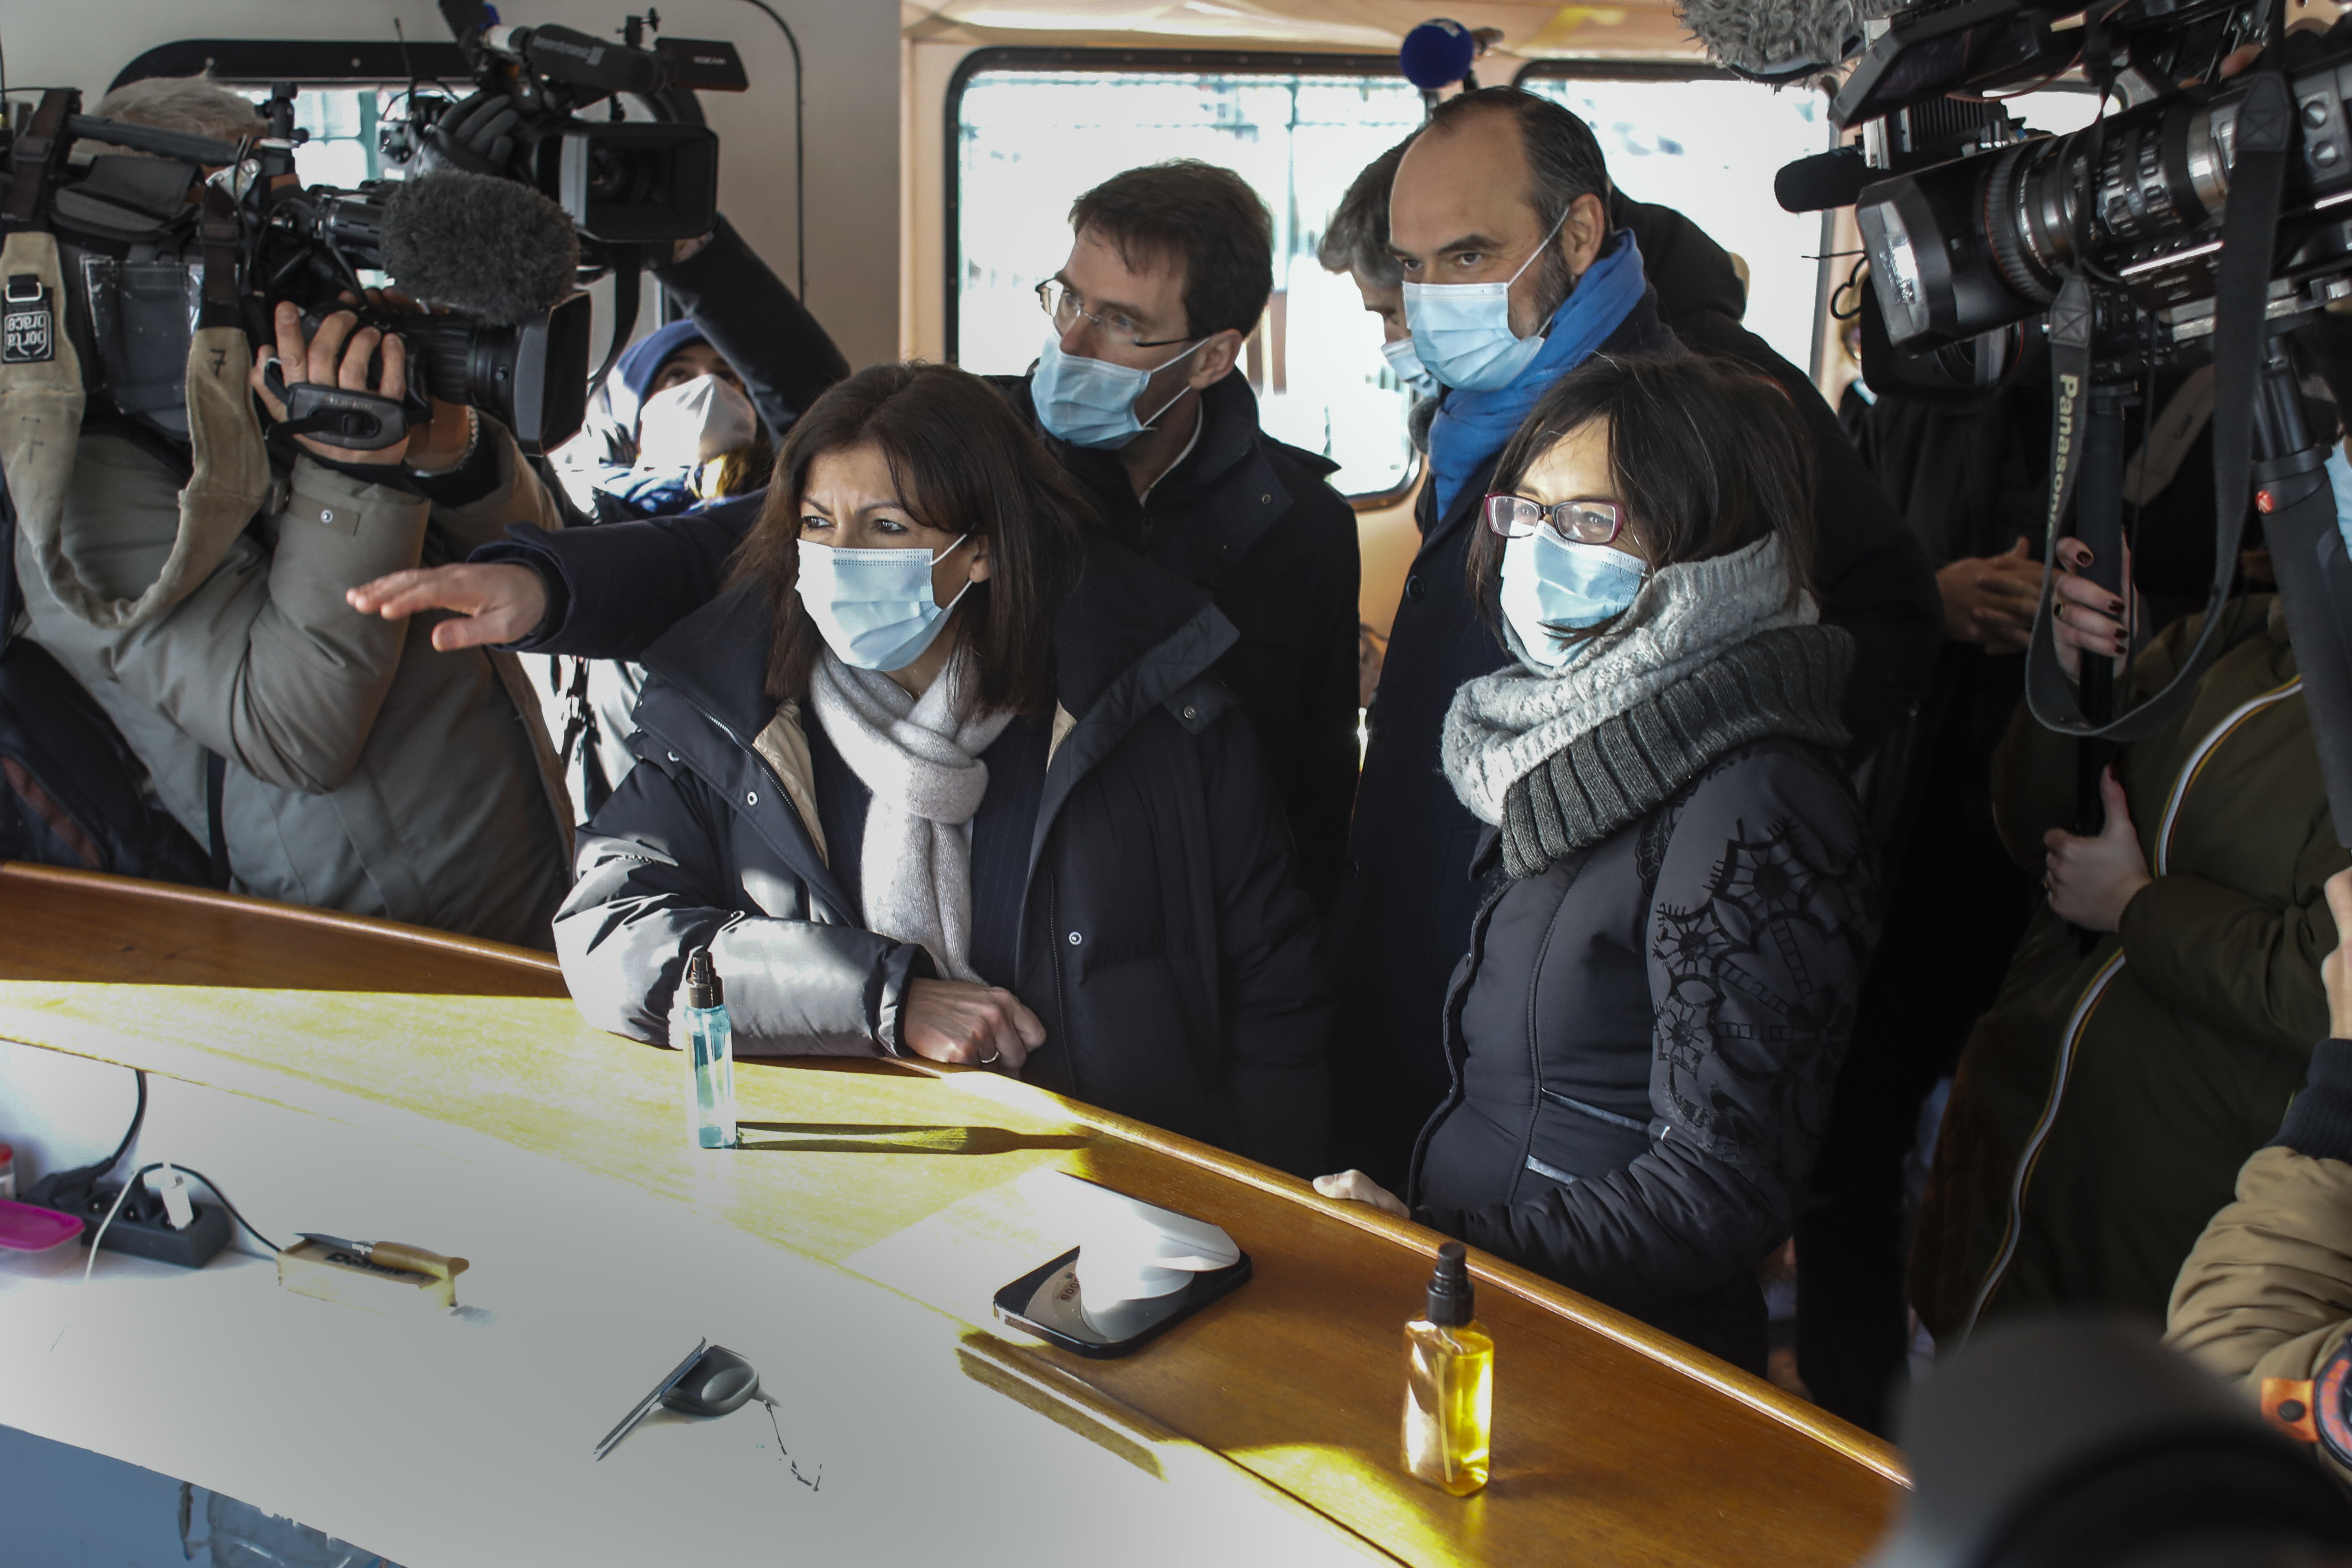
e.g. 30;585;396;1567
682;947;736;1149
1403;1241;1493;1495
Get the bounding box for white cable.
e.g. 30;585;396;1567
80;1163;156;1286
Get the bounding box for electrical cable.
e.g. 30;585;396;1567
77;1157;281;1281
170;1165;282;1254
731;0;807;302
83;1161;159;1285
43;1068;147;1203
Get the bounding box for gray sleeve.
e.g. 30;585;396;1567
64;443;434;795
554;754;928;1056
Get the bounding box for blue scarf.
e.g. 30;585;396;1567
1428;232;1647;520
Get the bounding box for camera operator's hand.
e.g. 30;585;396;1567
1936;536;2045;652
346;562;549;651
2042;766;2152;933
421;90;524;178
2050;535;2138;681
252;302;411;467
901;978;1045;1072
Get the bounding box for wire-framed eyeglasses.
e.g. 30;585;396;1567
1035;280;1192;350
1482;494;1626;545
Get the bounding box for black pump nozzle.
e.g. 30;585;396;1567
1425;1240;1474;1327
683;947;724;1010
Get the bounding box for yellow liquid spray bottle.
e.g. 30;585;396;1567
1403;1240;1493;1495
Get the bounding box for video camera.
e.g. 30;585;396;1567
0;6;750;459
391;1;748;254
0;82;591;455
1743;0;2352;845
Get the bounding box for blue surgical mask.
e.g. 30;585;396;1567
1030;333;1204;449
795;535;974;672
1403;208;1571;393
1380;335;1439;399
1499;530;1648;673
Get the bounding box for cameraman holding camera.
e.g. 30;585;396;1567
11;77;573;947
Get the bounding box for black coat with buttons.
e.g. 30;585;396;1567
552;536;1334;1176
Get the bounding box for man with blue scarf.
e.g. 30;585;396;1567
1330;87;1942;1189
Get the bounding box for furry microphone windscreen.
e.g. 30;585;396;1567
1674;0;1863;75
379;171;581;326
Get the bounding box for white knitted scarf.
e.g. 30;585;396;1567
1442;533;1815;827
808;648;1013;981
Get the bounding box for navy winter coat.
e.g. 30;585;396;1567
1410;740;1877;1372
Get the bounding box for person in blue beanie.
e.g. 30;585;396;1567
557;319;771;523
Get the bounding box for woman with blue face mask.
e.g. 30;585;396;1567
1314;354;1878;1372
553;362;1333;1176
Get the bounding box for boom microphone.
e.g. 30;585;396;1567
378;171;581;326
1774;146;1872;212
1674;0;1866;80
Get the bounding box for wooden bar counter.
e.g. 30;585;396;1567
0;863;1906;1565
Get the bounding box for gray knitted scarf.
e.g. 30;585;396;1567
1442;534;1853;879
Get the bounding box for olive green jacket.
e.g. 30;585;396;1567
18;426;572;948
1911;600;2345;1342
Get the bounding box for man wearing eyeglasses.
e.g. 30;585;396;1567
997;162;1363;908
1324;86;1943;1193
355;161;1362;913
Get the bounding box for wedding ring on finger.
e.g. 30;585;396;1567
980;1050;1002;1066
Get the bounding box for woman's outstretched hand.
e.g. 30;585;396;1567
2043;766;2151;932
1314;1169;1410;1219
903;978;1045;1071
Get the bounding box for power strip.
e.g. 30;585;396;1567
22;1174;229;1269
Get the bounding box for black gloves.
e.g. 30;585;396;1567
421;90;526;179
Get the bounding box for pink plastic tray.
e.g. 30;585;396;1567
0;1199;82;1252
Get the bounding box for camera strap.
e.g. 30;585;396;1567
2;90;79;235
2024;60;2295;742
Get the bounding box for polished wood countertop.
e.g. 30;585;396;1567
0;864;1906;1565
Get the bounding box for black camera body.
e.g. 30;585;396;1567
400;0;747;250
1831;1;2352;373
259;169;593;453
0;85;593;455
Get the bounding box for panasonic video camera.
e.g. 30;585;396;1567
1792;1;2352;386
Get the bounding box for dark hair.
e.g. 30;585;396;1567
1422;87;1612;312
1068;160;1273;339
1316;132;1416;287
730;362;1090;716
1467;353;1818;650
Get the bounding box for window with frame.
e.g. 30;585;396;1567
1513;64;1835;374
950;53;1427;501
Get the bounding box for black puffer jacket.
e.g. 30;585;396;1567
553;539;1333;1175
487;372;1361;910
1412;735;1877;1372
1333;219;1941;1189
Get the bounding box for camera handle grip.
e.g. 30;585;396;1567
260;358;409;453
